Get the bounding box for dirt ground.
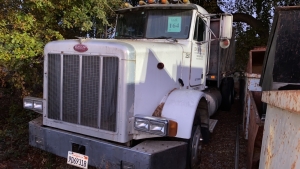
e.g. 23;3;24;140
0;95;247;169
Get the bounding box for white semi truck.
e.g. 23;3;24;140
24;1;235;169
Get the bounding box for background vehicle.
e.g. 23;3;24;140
24;1;235;168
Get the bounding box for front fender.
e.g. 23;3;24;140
161;89;205;139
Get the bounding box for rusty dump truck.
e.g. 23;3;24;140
23;1;236;169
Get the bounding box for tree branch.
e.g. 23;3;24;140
232;13;269;38
203;3;269;38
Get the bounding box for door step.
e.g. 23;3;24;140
209;119;218;133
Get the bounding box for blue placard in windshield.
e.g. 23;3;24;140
168;17;181;32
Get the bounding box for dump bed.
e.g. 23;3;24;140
257;6;300;168
260;6;300;91
242;47;266;169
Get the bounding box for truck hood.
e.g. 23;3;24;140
116;39;186;59
44;39;187;60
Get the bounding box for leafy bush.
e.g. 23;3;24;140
0;0;122;167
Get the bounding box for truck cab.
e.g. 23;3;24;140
24;2;234;169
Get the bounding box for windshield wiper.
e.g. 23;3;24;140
148;36;178;42
116;34;143;39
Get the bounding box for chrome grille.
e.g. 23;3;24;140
47;54;118;132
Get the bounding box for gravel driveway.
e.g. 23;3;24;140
199;100;247;169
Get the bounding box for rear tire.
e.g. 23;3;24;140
228;77;235;104
221;78;233;111
186;125;202;169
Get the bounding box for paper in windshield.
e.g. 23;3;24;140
167;17;181;32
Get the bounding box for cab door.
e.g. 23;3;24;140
190;15;208;88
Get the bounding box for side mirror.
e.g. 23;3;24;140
220;14;233;39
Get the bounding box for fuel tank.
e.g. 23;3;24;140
204;88;222;116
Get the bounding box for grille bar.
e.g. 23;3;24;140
78;55;82;124
97;57;104;128
60;55;63;121
47;54;118;132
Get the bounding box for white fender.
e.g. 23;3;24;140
161;89;206;139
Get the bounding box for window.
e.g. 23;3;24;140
115;9;192;39
115;11;147;38
146;10;192;39
193;16;206;41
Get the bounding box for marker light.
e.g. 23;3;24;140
161;0;169;4
124;2;133;8
148;0;156;4
168;120;178;137
139;1;147;5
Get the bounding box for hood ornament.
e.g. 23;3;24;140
75;36;86;44
74;37;88;52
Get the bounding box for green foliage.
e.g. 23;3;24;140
0;0;122;167
0;101;38;160
0;0;123;97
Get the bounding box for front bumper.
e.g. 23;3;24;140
29;117;187;169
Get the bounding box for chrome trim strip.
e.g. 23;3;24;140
78;55;83;124
60;54;63;120
98;56;103;128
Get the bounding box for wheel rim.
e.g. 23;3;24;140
191;126;202;168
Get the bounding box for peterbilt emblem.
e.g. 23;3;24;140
74;44;88;52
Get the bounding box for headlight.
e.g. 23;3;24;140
149;121;166;135
23;97;43;114
33;101;43;111
135;118;149;131
24;100;34;109
134;115;177;136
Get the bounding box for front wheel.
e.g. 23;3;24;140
186;125;202;169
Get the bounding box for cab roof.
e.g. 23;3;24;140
115;4;200;14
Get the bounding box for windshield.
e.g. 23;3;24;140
115;9;192;39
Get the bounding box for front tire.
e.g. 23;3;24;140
201;127;210;144
186;125;202;169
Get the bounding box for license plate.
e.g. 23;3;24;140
67;151;89;169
